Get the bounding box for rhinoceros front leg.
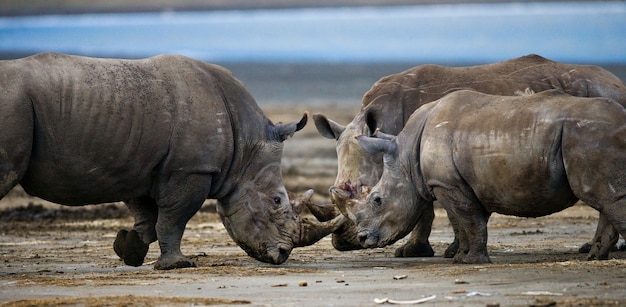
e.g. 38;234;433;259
152;174;211;270
579;214;623;255
114;196;157;267
434;187;491;264
394;201;435;257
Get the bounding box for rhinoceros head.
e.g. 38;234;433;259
313;110;386;197
312;109;393;250
333;132;424;248
217;113;342;264
218;158;296;264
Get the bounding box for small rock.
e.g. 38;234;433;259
529;298;556;307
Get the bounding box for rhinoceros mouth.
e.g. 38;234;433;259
264;245;292;264
241;243;293;265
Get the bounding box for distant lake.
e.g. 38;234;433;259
1;1;625;64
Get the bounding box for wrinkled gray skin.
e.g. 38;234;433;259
0;52;335;270
313;54;626;257
348;90;626;264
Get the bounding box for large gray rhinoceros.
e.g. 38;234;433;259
312;54;626;257
0;52;340;270
345;90;626;264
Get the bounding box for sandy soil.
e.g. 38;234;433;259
1;106;625;307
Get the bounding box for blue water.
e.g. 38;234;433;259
0;1;625;63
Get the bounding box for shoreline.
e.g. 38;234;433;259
0;0;604;16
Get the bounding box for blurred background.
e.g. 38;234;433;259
1;0;625;108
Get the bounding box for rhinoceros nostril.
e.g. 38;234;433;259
266;246;291;265
358;232;369;246
276;247;290;264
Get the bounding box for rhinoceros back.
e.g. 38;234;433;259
4;53;235;204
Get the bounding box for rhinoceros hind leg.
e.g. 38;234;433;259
442;215;463;258
114;229;150;267
0;99;32;198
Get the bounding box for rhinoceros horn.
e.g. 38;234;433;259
330;186;357;222
291;189;342;222
327;187;364;250
289;189;347;247
289;189;361;250
294;215;346;247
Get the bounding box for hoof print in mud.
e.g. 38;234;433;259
114;229;149;267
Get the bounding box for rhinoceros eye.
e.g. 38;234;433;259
373;196;382;205
273;197;282;205
370;194;382;207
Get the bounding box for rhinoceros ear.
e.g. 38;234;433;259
275;112;308;141
312;114;345;140
365;108;382;136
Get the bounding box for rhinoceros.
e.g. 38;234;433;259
342;90;626;263
0;52;340;270
313;54;626;257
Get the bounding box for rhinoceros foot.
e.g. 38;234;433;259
394;241;434;258
443;238;460;258
579;242;622;254
452;251;491;264
113;229;149;267
154;255;196;270
579;242;593;253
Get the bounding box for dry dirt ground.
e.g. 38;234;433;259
1;106;625;307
